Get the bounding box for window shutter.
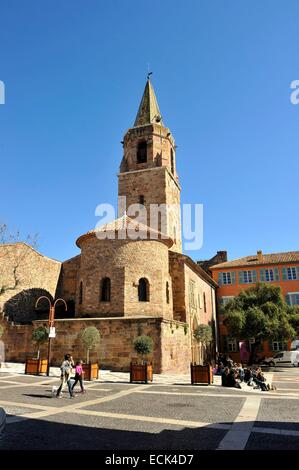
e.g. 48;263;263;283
218;272;223;286
274;267;280;281
282;267;287;281
231;271;236;285
285;294;290;306
296;267;299;279
238;271;244;284
260;269;265;282
252;270;257;282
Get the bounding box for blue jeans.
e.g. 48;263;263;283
56;375;73;397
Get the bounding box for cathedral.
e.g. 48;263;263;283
1;78;218;373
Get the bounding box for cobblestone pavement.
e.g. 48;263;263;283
0;366;298;450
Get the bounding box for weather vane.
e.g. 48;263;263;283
147;64;153;80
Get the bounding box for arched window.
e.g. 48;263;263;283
170;148;174;174
138;278;149;302
79;281;83;305
101;277;111;302
166;281;170;304
137;141;147;163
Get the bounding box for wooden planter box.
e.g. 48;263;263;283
25;358;48;376
130;362;153;383
191;363;213;385
83;362;99;381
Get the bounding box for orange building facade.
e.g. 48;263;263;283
210;250;299;362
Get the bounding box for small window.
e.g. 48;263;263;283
239;270;256;284
227;337;237;353
265;269;274;282
101;277;111;302
139;195;145;205
203;292;207;313
137;141;147;163
222;272;232;285
79;281;83;305
166;281;170;304
271;340;286;351
286;292;299;306
287;267;298;280
138;278;149;302
170;148;174;174
220;296;234;306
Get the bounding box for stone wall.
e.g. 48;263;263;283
58;255;80;303
0;316;190;374
77;237;173;320
0;243;61;323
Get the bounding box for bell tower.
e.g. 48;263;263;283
118;77;182;252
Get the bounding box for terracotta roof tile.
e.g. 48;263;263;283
210;250;299;269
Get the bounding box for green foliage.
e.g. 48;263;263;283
288;312;299;335
80;327;101;363
31;326;49;359
0;324;3;338
223;283;296;342
133;335;153;356
193;324;212;344
32;326;49;345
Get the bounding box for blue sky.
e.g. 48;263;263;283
0;1;298;262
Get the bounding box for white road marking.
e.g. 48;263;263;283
217;396;261;450
134;390;299;400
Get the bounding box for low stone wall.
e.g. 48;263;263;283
0;316;191;374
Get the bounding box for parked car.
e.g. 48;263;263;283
263;351;299;367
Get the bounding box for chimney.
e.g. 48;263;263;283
217;251;228;263
257;250;263;262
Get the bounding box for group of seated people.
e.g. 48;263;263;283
215;355;275;391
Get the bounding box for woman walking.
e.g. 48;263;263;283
72;359;86;394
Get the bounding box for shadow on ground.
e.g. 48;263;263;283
1;416;299;450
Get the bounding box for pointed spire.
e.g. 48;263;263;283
134;76;164;127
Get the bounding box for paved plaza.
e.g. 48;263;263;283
0;366;299;450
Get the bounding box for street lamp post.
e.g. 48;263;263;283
35;296;67;376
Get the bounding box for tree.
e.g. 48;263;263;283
287;305;299;335
194;324;213;344
32;326;49;359
223;283;296;362
79;327;101;363
133;335;153;363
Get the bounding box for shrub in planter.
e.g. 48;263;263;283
25;326;49;375
193;324;212;365
133;335;153;364
32;326;49;360
79;326;101;380
131;335;153;383
191;324;213;385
